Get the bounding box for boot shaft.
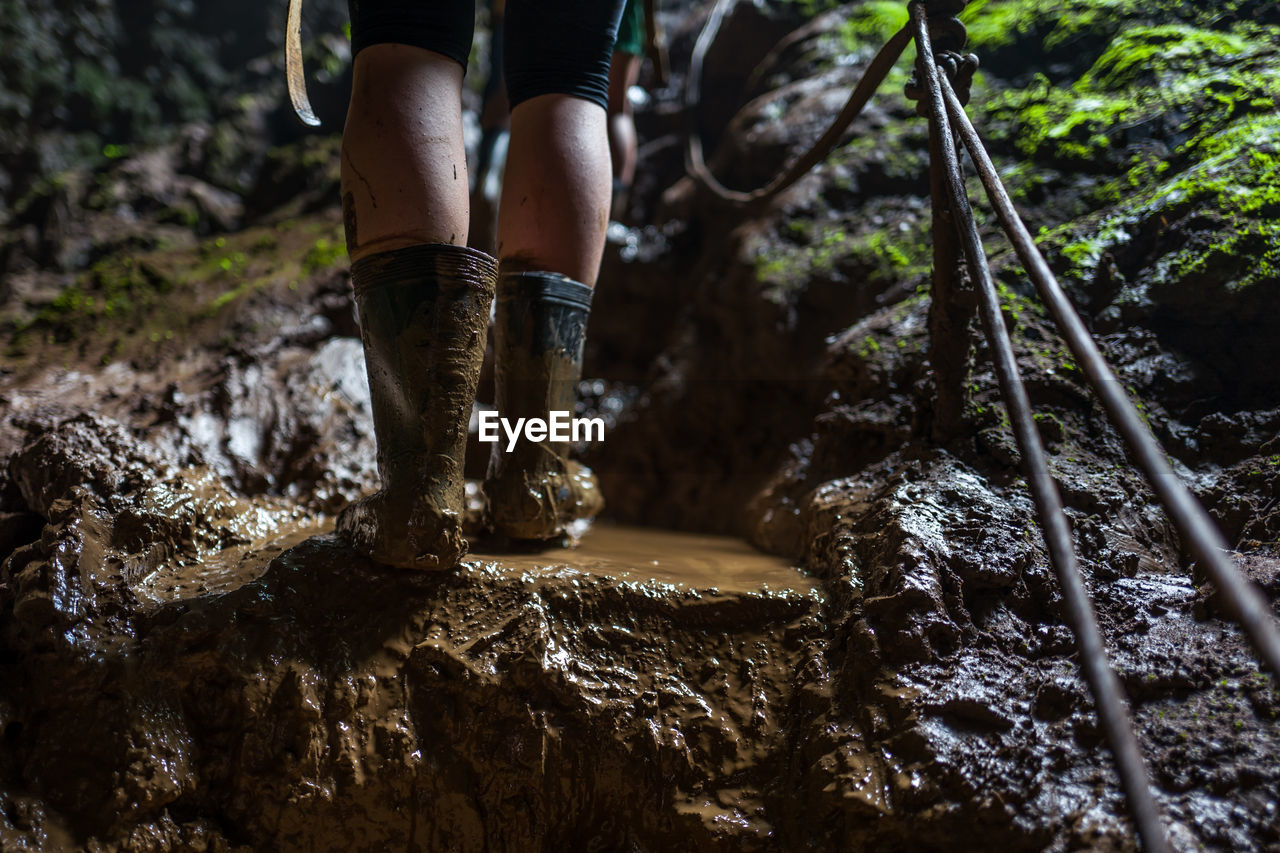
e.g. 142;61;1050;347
351;244;497;490
485;268;601;540
491;270;594;437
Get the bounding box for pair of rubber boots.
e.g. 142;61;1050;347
336;243;603;570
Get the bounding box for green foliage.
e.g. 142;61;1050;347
984;81;1133;164
302;237;347;274
837;2;910;50
981;22;1277;167
961;0;1080;52
835;125;929;182
831;2;916;88
754;217;932;297
995;281;1044;335
1081;25;1252;91
962;0;1278;54
965;0;1280;302
31;256;172;338
1042;112;1280;290
0;0;352;211
855;334;880;358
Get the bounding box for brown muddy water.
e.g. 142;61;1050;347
136;518;816;605
469;523;818;595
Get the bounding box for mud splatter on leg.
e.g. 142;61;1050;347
343;191;359;256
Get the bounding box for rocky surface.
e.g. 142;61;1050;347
2;0;1280;850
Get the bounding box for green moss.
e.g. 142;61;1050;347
6;214;351;367
959;0;1117;53
755;254;788;282
1028;53;1280;292
838;1;909;47
302;236;347;274
30;257;172;339
996;281;1043;332
835;128;929;182
976;17;1279;173
824;1;917;90
217;252;249;276
1142;117;1279;288
207;281;257;313
1081;26;1252;92
1165;221;1279;290
961;0;1274;54
1013;101;1114;166
770;0;844;19
252;233;280;253
754;217;931;296
1129;390;1153;428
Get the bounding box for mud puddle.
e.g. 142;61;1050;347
137;516;816;605
468;522;818;595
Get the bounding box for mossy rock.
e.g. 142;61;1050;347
977;21;1279;168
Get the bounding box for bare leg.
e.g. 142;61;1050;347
496;94;612;286
607;51;642;188
342;43;469;261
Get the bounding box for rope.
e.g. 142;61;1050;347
286;0;321;127
909;7;1171;850
939;73;1280;678
677;17;1280;840
684;0;911;206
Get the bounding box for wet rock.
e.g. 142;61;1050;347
1;411;309;644
153;335;377;512
7;515;827;849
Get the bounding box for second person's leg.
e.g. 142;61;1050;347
485;0;626;540
607;0;646;221
498;95;612;284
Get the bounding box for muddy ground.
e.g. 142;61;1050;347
2;0;1279;850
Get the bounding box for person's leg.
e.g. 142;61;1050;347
337;0;497;570
496;95;612;285
606;0;645;219
606;51;642;220
497;0;625;286
484;0;625;541
342;44;469;258
469;0;509;255
475;0;510;164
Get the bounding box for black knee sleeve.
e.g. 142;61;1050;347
503;0;627;111
347;0;475;69
347;0;626;109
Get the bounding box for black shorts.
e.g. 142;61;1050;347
348;0;627;111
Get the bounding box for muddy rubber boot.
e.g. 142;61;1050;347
337;243;497;569
485;269;604;541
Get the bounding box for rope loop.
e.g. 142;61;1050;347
939;50;980;106
921;0;969;51
903;0;975;116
